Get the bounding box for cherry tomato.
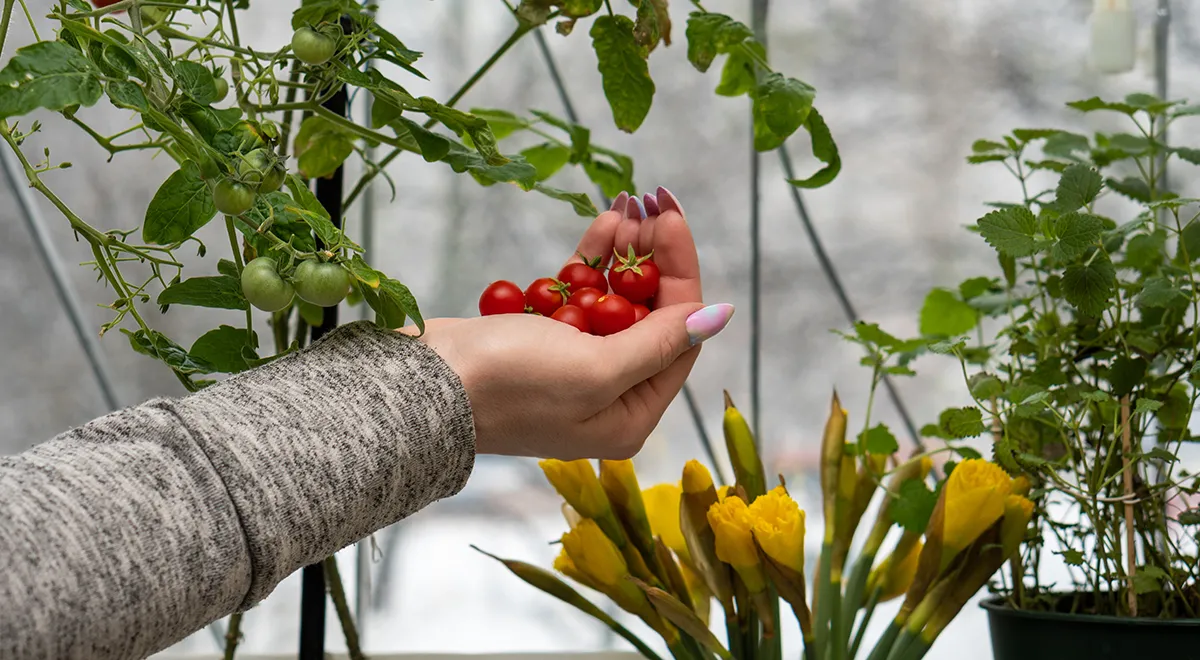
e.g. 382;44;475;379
608;245;660;304
524;277;569;316
212;179;255;216
591;294;636;336
551;305;590;333
557;260;607;293
632;304;651;323
567;286;604;312
292;260;351;307
241;257;294;312
260;163;287;194
89;0;123;7
479;280;525;316
292;26;338;65
212;76;229;103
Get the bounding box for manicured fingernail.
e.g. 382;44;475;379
626;195;644;221
609;191;629;213
686;303;735;346
643;192;660;216
657;186;684;215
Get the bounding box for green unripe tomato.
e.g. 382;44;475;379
212;179;256;216
212;76;229;103
238;149;273;186
291;26;337;65
260;163;287;194
241;257;295;312
292;260;352;307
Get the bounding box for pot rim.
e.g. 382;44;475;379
980;595;1200;627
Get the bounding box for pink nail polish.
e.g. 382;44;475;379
609;191;629;213
657;186;684;216
643;192;660;216
686;303;735;346
626;195;644;221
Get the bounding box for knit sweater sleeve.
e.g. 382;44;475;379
0;321;476;660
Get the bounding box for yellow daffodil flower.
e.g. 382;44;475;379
540;459;611;519
707;495;767;592
942;459;1013;557
561;518;628;589
749;485;806;574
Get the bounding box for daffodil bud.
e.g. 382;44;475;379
680;460;737;618
683;459;714;494
540;459;611;519
869;538;923;603
749;485;806;574
554;547;601;592
941;459;1014;560
562;519;628;589
600;460;663;581
723;392;766;501
821;391;848;544
707;495;767;593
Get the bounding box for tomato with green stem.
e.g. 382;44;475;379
608;245;660;304
238;149;272;186
293;260;351;307
241;257;295;312
212;76;229;103
524;278;569;316
212;179;255;216
551;305;590;333
479;280;525;316
557;254;607;293
590;294;636;336
292;26;338;65
259;163;286;193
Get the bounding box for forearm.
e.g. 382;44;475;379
0;321;475;660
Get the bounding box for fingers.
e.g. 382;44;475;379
564;192;628;270
639;187;701;307
613;194;644;263
603;302;734;394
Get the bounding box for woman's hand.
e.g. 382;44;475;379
407;187;733;460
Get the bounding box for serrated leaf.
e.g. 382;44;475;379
1178;509;1200;525
1012;128;1063;142
1067;97;1138;115
1173;147;1200;165
858;424;899;456
1056;549;1086;566
143;161;218;244
1145;447;1178;463
969;373;1004;400
294;116;355;179
971;139;1008;153
1106;176;1152;203
952;445;983;460
157;275;247;310
977;207;1039;257
939;407;985;439
1050;212;1104;262
1109;356;1147;397
217;259;239;278
967;154;1008;164
1133;566;1166;595
1137;276;1187;308
1135;398;1163;414
787;107;841;188
892;479;938;533
1043;132;1091;159
190;326;258;374
591;15;655;133
751;73;814;151
1061;253;1115;317
521;142;572;182
0;41;102;118
534;184;598;217
1053;164;1103;211
919;288;979;337
684;12;753;72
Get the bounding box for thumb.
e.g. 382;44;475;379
604;302;735;390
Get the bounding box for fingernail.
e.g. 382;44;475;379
609;191;629;213
643;192;660;216
657;186;684;216
686;303;735;346
626;195;644;221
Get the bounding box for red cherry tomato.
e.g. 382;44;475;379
90;0;123;6
609;246;660;304
479;280;525;316
524;277;568;316
591;294;636;336
551;305;590;333
632;304;650;323
567;286;605;312
557;260;607;293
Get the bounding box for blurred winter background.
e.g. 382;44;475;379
4;0;1200;658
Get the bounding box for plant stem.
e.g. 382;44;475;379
222;611;243;660
848;588;880;660
323;556;366;660
225;216;253;341
1120;395;1137;616
0;0;16;58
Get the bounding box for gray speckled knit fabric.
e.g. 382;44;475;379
0;321;476;660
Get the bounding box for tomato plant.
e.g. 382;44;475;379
558;258;607;293
608;245;660;303
479;280;525;316
525;278;569;316
550;304;590;333
590;294;636;336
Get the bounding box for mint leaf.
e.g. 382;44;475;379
157;276;247;310
891;479;938;533
1133;566;1167;595
1056;549;1086;566
1053;164;1103;211
591;16;655;133
0;41;103;118
1067;97;1138;115
190;326;258;374
859;424;899;455
1050;211;1104;262
978;207;1039;257
1135;398;1163;414
919;288;979;336
751;73;814;151
939;407;985;439
684;12;753;72
1062;253;1115;317
1137;276;1187;308
143;161;218;244
1106;176;1152;203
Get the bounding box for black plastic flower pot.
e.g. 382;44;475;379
981;596;1200;660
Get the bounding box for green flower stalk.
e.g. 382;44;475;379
814;391;847;660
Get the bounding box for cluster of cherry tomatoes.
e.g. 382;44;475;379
478;245;660;336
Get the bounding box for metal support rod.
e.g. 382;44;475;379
1155;0;1171;192
2;147;120;412
749;0;768;442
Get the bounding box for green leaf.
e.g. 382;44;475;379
521;142;572;182
283;174;346;249
1042;132;1091;159
239;191;318;254
157;275;247;310
106;80;148;111
190;326;258;374
1135;398;1163;414
296;299;324;327
939;407;985;439
531;110;591;162
591;15;656;133
172;60;218;104
977;206;1039;257
291;0;350;29
1178;510;1200;525
1109;356;1147;397
0;41;102;118
1125;231;1166;271
1056;549;1086;566
1173;147;1200;165
952;445;983;460
751;73;815;151
1053;164;1103;211
123;328;213;375
217;259;239;278
294;116;355;179
969;373;1004;400
398;117;452;162
470;107;529;140
967;154;1008;164
582;146;635;198
346;255;381;289
1137;276;1187;308
858;424;899;455
715;40;763;97
959;277;994;301
1124;92;1178;113
919;288;979;337
534;184;598;217
1050;212;1104;262
363;277;423;332
1012;128;1063;142
684;12;753;73
1106;176;1153;203
1133;566;1166;595
143;161;218;244
1061;253;1115;317
891;479;938;533
972;139;1008;153
787;108;841;188
1067;96;1138;115
1145;447;1178;464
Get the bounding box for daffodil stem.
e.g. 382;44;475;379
802;634;819;660
725;612;744;659
813;541;834;655
828;576;844;660
848;588;880;660
863;620;900;660
884;629;916;660
838;552;875;652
